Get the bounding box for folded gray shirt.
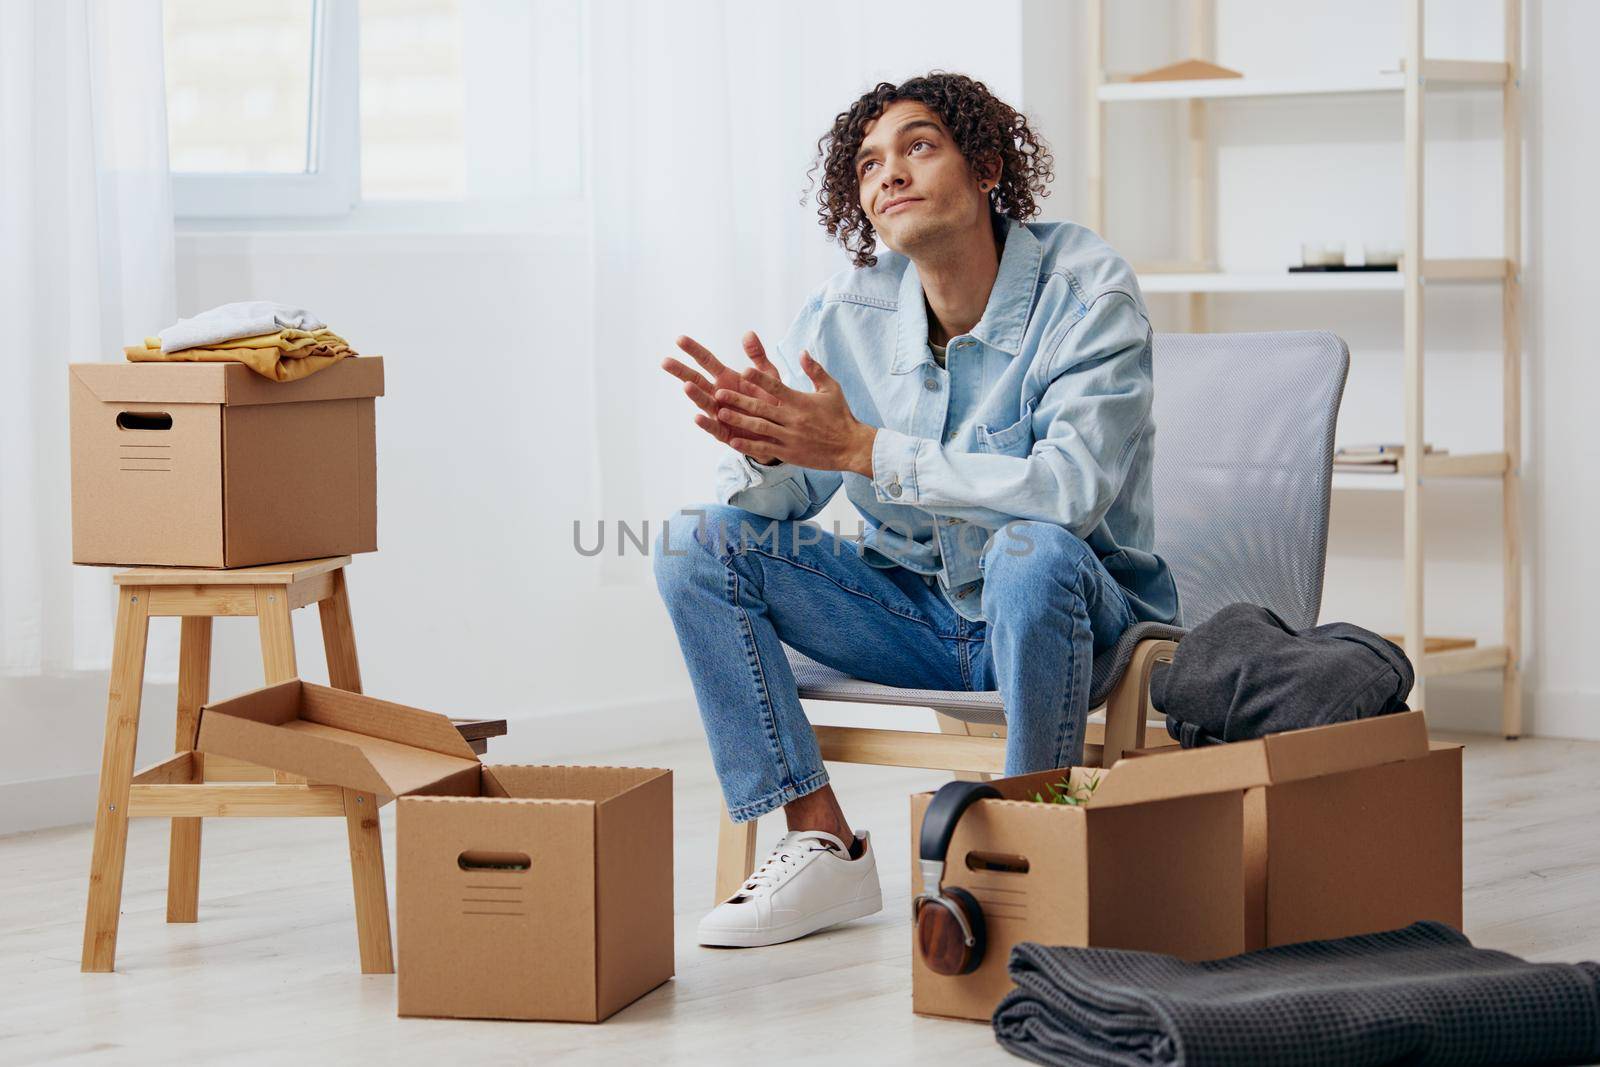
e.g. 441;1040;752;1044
158;301;325;353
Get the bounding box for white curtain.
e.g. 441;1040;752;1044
585;0;1025;584
0;0;177;676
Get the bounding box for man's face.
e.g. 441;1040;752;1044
854;99;992;258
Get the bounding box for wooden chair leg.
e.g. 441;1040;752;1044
714;805;759;905
255;586;307;787
166;616;212;924
82;587;151;972
255;585;299;684
318;568;362;692
342;787;394;974
934;710;996;782
316;570;394;973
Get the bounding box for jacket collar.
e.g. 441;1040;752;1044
890;218;1042;374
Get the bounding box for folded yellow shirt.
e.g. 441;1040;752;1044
124;328;356;382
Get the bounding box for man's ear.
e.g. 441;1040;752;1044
976;155;1003;190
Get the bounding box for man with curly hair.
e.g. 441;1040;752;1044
654;72;1181;948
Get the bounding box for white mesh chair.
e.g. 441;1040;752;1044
714;330;1351;900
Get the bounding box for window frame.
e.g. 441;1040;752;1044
170;0;360;220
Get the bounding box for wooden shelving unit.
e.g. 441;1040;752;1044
1087;0;1524;735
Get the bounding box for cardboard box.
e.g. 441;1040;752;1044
1127;713;1462;950
1239;730;1461;951
909;752;1252;1022
70;357;383;567
910;711;1461;1022
196;680;674;1023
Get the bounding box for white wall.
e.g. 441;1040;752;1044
6;0;1596;834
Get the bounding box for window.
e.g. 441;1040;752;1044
164;0;317;174
164;0;359;217
163;0;582;224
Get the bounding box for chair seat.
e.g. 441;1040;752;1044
783;620;1187;727
785;647;1008;723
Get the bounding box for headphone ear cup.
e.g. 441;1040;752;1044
943;886;987;974
916;887;988;976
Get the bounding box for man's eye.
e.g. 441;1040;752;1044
911;140;930;152
861;160;877;174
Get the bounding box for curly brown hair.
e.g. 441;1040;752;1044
806;71;1054;269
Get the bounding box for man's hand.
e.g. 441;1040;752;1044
661;332;783;463
714;350;877;478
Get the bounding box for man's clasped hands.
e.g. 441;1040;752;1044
660;332;877;479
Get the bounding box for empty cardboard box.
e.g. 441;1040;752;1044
196;679;674;1023
910;710;1461;1022
70;356;383;567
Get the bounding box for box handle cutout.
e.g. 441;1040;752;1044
964;850;1030;875
117;411;173;431
457;849;531;872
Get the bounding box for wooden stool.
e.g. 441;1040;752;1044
82;556;392;973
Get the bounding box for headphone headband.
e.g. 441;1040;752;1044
919;781;1001;862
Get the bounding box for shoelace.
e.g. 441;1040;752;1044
738;833;838;895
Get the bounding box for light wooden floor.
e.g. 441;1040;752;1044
3;727;1598;1065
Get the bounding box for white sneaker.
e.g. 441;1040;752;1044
697;829;883;948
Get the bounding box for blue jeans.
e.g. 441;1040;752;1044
652;504;1137;823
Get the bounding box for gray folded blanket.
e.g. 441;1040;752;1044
993;921;1600;1067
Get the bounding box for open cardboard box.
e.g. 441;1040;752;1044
196;679;673;1023
1123;710;1462;951
1234;719;1461;952
909;710;1461;1022
909;742;1251;1022
70;356;383;567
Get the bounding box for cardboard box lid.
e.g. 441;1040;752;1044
69;356;384;407
196;679;481;802
1089;711;1432;808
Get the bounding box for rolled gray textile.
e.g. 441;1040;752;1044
992;921;1600;1067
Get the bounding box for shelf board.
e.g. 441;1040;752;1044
1097;60;1506;102
1422;643;1508;677
1378;634;1476;654
1100;73;1403;102
1331;469;1404;490
1412;59;1511;86
1331;451;1509;490
1422;451;1510;478
1420;258;1511;282
1141;271;1401;293
1138;260;1508;294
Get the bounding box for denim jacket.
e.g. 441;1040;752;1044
714;217;1182;628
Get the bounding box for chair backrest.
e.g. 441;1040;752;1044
1150;330;1350;631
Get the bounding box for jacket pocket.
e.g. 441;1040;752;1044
975;396;1038;457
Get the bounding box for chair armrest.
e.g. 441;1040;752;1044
1100;635;1181;767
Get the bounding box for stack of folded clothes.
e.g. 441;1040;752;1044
124;301;357;382
993;921;1600;1066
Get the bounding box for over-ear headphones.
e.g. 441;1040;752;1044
914;780;1000;975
